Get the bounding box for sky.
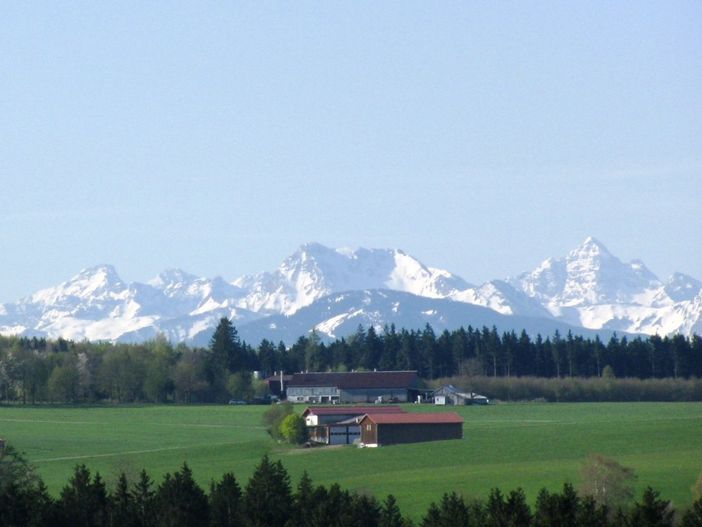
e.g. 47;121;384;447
1;1;701;303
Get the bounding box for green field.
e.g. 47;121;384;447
1;403;701;519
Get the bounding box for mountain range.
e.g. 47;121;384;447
1;237;700;345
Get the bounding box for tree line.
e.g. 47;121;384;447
0;320;700;404
2;445;702;527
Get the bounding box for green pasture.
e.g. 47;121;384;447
1;402;700;519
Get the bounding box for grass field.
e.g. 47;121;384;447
1;402;701;519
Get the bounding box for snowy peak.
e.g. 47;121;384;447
233;242;472;315
505;237;702;336
569;236;611;260
30;264;127;306
1;238;700;343
513;237;662;308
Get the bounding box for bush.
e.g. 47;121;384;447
279;414;307;445
262;402;293;440
432;375;702;403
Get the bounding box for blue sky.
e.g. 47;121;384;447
1;1;701;302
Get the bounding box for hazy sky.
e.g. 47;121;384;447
1;2;701;302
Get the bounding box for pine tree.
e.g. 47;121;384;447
56;464;109;527
131;469;155;527
380;494;404;527
243;455;292;527
110;472;136;527
291;471;314;527
421;502;441;527
0;479;55;527
628;487;674;527
441;492;470;527
558;483;580;526
210;318;242;373
154;463;209;527
348;493;381;527
576;496;609;527
209;472;242;527
505;488;532;526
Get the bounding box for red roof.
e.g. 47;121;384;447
288;371;420;390
361;412;464;425
302;406;406;417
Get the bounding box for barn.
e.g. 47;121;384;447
358;412;464;447
285;370;421;404
302;406;406;445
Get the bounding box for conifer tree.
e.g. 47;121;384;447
349;493;381;527
154;463;209;527
291;471;314;527
209;472;242;527
210;318;242;373
628;487;674;527
380;494;404;527
420;502;441;527
243;455;292;527
110;473;137;527
576;495;609;527
505;488;532;526
56;465;109;527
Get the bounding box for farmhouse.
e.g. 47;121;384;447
303;406;406;445
358;412;464;447
285;370;421;404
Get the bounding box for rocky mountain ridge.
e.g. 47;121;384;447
1;238;699;343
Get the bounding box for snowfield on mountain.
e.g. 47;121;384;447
1;238;699;343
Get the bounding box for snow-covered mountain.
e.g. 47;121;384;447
231;289;622;346
231;243;473;315
0;238;699;344
508;237;702;335
0;265;257;342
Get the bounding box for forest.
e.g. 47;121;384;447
0;319;700;404
2;445;702;527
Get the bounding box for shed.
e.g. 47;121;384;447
359;412;464;447
433;385;490;405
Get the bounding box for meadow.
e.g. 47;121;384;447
1;402;700;519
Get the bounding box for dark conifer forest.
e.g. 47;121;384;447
0;319;700;404
1;447;701;527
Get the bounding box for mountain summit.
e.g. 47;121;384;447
0;239;699;343
509;237;698;334
232;243;472;315
512;237;660;308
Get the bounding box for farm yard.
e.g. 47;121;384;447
1;402;701;519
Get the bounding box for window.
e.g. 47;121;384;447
366;424;372;431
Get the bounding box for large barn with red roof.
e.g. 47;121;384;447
358;412;464;447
